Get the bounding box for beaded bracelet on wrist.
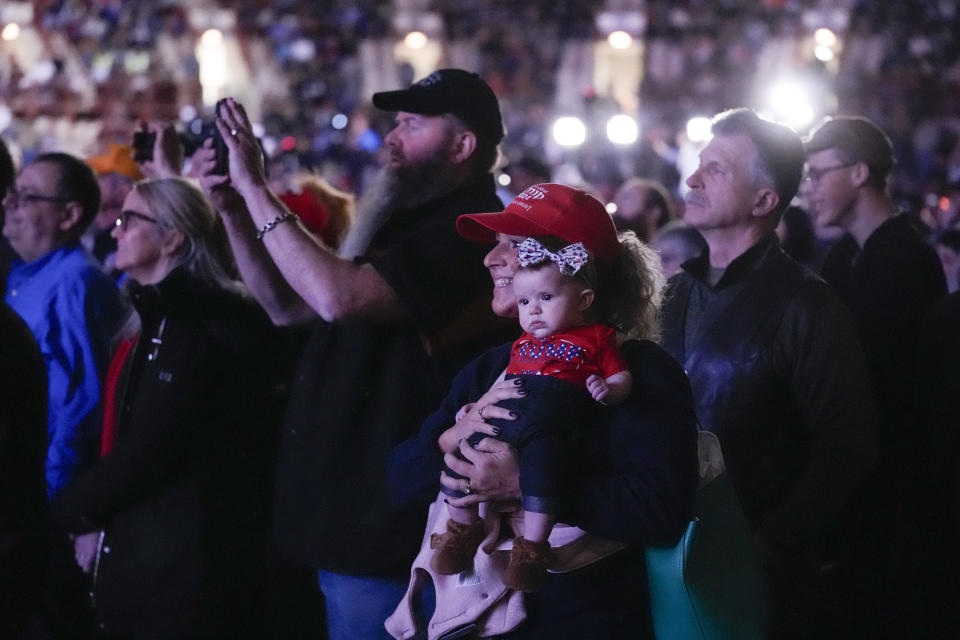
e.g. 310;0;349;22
256;211;296;240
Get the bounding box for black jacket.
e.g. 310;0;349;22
272;173;513;575
50;269;281;638
0;303;46;635
821;214;946;449
661;234;878;558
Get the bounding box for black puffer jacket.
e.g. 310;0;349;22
51;268;281;638
661;235;877;557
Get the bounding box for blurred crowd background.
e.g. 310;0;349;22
1;0;959;220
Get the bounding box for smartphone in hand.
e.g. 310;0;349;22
211;99;230;176
132;130;156;163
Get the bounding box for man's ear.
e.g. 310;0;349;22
578;288;595;312
57;201;84;234
450;130;477;165
850;161;870;188
751;188;780;220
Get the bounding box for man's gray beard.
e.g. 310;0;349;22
338;169;397;259
339;149;463;259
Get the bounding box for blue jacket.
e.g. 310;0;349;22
6;243;124;497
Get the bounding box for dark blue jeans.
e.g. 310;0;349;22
443;374;593;514
317;570;435;640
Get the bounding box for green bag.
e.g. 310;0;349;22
646;431;769;640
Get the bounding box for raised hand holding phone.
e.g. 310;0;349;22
213;98;269;196
211;99;230;176
132;126;155;164
133;122;183;178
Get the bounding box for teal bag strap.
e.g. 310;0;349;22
646;431;769;639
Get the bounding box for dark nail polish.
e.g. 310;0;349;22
492;427;502;435
513;379;523;386
518;390;527;396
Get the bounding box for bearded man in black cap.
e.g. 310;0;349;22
197;70;510;639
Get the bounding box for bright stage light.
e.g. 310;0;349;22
608;30;632;50
2;23;20;41
200;29;223;47
814;28;837;47
552;116;587;147
606;114;638;145
767;82;815;128
404;31;427;50
814;45;834;62
197;28;227;106
686;117;713;144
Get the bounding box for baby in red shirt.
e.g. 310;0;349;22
433;237;635;591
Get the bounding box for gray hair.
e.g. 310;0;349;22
710;108;804;221
133;177;244;295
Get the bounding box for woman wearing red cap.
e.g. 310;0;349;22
388;184;698;638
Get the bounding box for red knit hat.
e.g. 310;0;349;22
457;183;619;265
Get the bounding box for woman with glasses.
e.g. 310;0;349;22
51;177;279;639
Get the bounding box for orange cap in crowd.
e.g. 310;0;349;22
87;143;143;181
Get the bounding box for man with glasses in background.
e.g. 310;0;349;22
804;116;946;403
4;152;126;498
803;116;947;636
3;152;124;638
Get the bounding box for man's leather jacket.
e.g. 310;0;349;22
662;234;877;558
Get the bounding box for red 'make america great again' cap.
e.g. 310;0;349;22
456;183;620;265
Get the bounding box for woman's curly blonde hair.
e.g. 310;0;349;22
597;231;664;341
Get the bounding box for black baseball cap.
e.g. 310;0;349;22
372;69;504;143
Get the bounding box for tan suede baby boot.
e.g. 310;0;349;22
430;519;485;575
504;536;554;592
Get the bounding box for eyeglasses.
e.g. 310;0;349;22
803;162;858;185
115;210;159;231
4;188;69;208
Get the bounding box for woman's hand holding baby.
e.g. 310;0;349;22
437;377;523;454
